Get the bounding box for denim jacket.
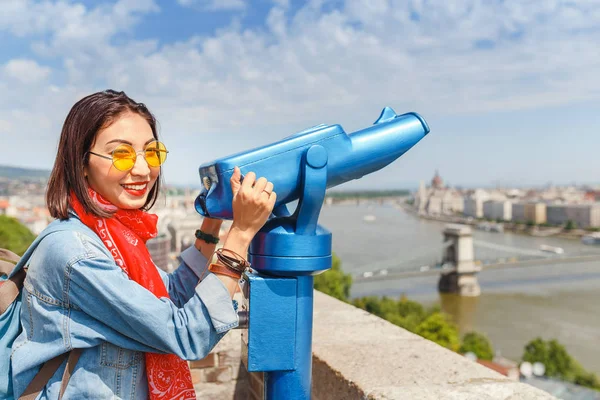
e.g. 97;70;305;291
10;215;239;399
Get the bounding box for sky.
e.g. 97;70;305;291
1;0;599;189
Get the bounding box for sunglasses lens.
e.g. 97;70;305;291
145;141;167;167
112;144;136;171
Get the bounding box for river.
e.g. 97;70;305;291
318;201;600;374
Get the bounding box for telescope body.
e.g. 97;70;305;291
195;107;430;219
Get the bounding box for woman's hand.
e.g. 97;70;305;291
223;167;276;254
214;167;276;297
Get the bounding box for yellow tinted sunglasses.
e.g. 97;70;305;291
89;141;168;172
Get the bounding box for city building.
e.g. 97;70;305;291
463;189;490;218
0;199;8;215
524;203;547;225
431;170;443;189
537;186;586;204
442;190;464;214
585;191;600;202
483;200;513;221
414;171;464;216
546;203;600;228
512;203;526;222
167;216;204;254
147;232;173;272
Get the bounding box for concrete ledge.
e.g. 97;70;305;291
312;291;556;400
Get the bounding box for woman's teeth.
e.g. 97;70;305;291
122;184;146;190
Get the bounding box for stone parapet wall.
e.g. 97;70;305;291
311;291;554;400
193;291;556;399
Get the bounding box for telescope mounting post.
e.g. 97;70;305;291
243;144;332;400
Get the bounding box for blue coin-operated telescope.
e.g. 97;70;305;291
195;107;429;399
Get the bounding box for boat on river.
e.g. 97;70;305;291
539;244;564;254
476;222;504;233
581;232;600;245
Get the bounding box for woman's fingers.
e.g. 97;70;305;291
230;167;242;196
268;191;277;208
254;177;268;194
241;171;256;191
263;181;273;193
230;170;276;235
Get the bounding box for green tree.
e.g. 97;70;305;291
459;332;494;360
397;295;426;319
0;215;35;256
415;312;460;352
394;296;428;332
522;338;594;385
574;371;600;390
314;253;352;302
565;220;577;230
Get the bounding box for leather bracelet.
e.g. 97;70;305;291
195;229;219;245
208;263;242;280
215;248;250;273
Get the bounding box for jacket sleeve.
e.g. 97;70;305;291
67;251;238;360
156;246;211;308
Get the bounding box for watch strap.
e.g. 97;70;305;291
195;229;220;245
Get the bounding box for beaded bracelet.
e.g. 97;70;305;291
195;229;220;245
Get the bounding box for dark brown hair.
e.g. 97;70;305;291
46;89;163;219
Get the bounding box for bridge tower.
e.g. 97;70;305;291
438;224;481;297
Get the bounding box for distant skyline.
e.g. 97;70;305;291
1;0;599;189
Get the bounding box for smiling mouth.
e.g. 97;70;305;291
121;183;148;191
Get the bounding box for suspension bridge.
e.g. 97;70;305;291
353;224;600;295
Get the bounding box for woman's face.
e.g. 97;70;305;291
84;112;160;210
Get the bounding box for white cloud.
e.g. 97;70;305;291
1;0;600;184
3;59;51;84
177;0;246;11
0;119;12;134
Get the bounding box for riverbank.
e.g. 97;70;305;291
397;201;593;241
318;203;600;376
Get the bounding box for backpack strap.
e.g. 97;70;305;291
58;349;82;399
0;249;22;314
0;269;25;314
18;349;82;400
0;248;20;264
0;249;20;275
0;259;17;276
5;219;99;400
1;221;94;313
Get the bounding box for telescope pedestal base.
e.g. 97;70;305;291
264;275;314;400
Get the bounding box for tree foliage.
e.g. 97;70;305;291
523;338;576;379
313;253;352;302
0;215;35;256
522;338;600;391
316;251;600;392
317;254;486;354
460;332;494;360
565;220;577;230
414;312;460;352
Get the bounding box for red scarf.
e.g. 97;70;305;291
70;188;196;400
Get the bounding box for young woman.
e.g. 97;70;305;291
10;90;276;399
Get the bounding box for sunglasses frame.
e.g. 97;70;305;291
88;141;169;172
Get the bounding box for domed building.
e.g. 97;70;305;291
431;170;444;189
414;170;463;215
